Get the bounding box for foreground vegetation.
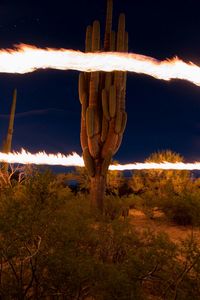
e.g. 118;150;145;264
0;158;200;299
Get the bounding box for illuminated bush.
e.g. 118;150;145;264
0;168;200;299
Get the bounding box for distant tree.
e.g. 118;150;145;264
129;150;190;196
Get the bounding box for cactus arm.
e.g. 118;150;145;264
104;0;113;51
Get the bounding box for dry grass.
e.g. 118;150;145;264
129;209;200;244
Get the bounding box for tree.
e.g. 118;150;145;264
79;0;128;212
130;150;190;196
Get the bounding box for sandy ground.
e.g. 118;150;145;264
129;209;200;244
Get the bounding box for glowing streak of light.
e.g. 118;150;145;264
109;162;200;171
1;149;200;171
0;44;200;86
0;149;84;167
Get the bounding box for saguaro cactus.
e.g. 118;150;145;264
2;89;17;171
3;89;17;153
79;0;128;212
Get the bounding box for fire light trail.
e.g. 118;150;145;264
1;149;200;170
109;162;200;171
0;149;85;167
1;44;200;86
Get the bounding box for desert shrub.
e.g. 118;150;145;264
160;190;200;226
136;191;160;219
129;150;191;198
0;168;200;299
104;195;123;220
106;162;125;196
104;195;136;220
159;234;200;300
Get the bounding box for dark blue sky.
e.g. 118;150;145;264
0;0;200;163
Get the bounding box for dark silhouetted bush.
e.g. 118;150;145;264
161;190;200;226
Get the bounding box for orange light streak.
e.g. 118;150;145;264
1;149;200;170
0;149;84;167
0;44;200;86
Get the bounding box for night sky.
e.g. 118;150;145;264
0;0;200;164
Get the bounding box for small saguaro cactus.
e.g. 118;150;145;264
3;89;17;153
79;0;128;212
2;89;17;171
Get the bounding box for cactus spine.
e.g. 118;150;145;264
79;0;128;212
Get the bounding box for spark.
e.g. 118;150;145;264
1;149;200;170
0;44;200;86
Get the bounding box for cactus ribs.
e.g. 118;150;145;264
79;0;128;212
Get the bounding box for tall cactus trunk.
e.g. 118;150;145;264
90;170;106;213
79;0;128;212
